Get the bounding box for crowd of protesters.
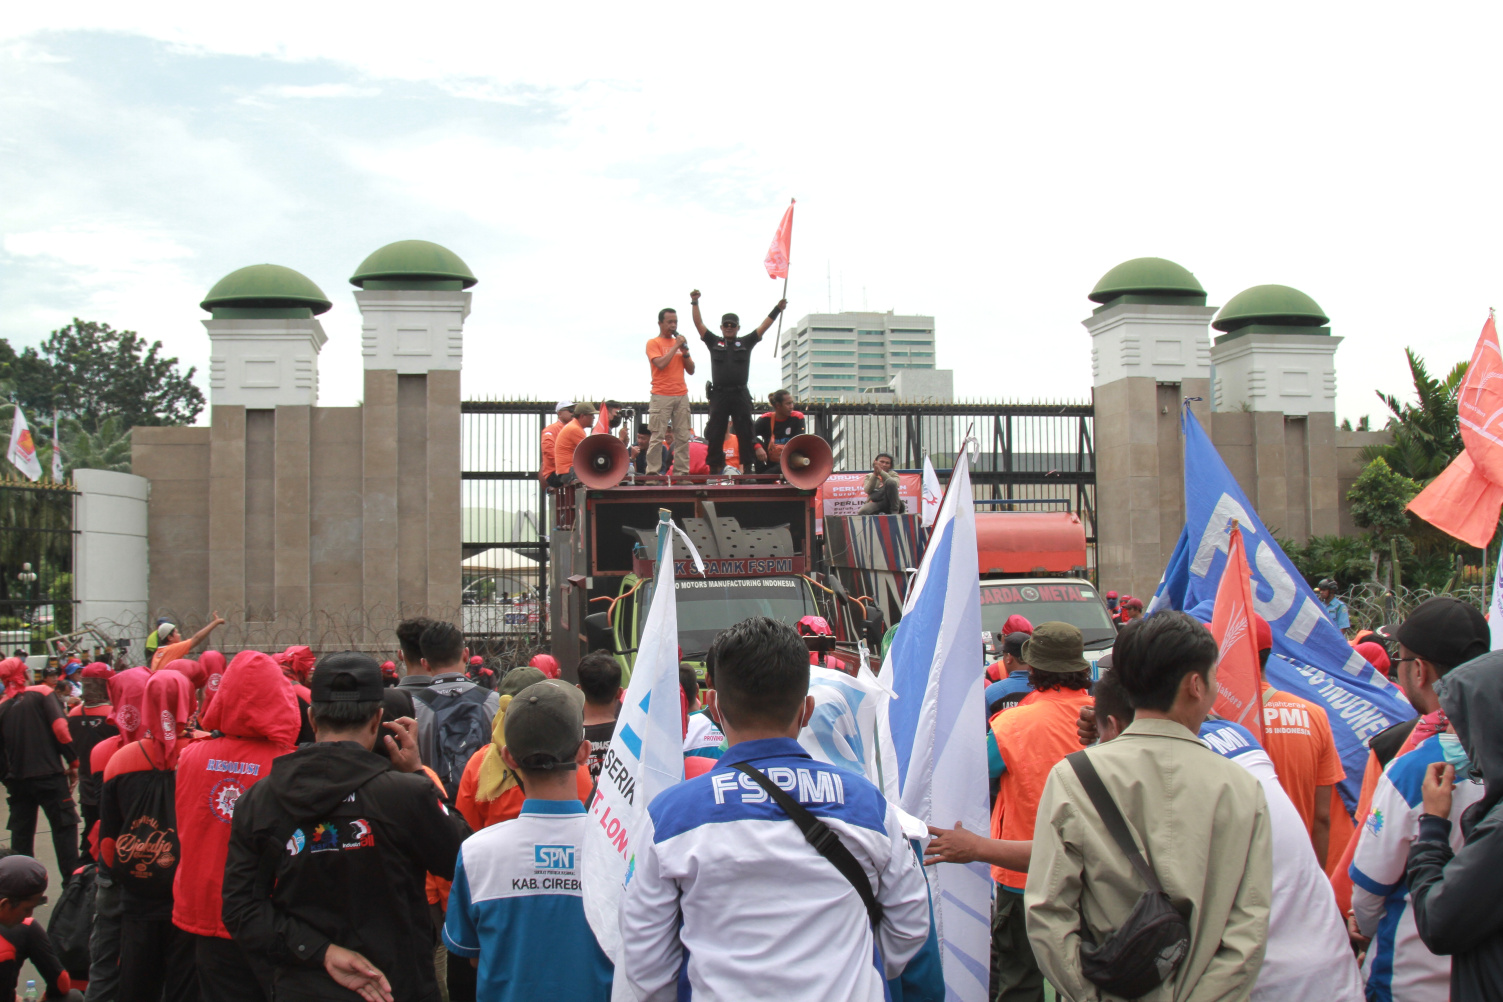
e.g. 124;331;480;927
0;582;1496;1001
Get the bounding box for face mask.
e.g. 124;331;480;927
1439;733;1474;779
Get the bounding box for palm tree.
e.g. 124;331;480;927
61;416;131;475
1362;348;1467;483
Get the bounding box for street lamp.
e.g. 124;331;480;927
16;562;38;637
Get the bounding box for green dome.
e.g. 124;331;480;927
200;264;332;315
1089;257;1205;305
350;240;477;289
1213;284;1329;333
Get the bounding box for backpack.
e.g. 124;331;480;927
413;685;493;800
46;863;97;979
111;765;181;899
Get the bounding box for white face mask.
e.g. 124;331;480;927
1439;732;1477;781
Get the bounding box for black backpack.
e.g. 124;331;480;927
46;863;97;980
110;766;181;899
413;685;493;799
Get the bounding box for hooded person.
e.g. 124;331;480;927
221;651;471;1002
173;651;301;1002
528;653;561;680
98;669;198;1002
275;645;316;745
81;665;152;1002
0;657;26;701
453;666;594;832
69;662;118;863
163;658;207;692
199;650;227;714
1404;651;1503;1001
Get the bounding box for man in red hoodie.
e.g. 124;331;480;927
174;651;300;1002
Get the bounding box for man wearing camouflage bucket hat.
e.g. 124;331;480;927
986;622;1095;1002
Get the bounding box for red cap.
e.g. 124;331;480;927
1356;641;1391;673
1105;590;1118;599
380;660;398;679
81;662;113;679
1251;614;1273;652
1001;614;1033;635
469;655;483;666
529;653;560;679
797;615;832;636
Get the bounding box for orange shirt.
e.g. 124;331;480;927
540;420;565;478
454;745;594;833
554;420;590;474
1259;684;1345;835
989;686;1095;890
646;335;688;396
150;639;193;670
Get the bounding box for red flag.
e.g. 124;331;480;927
1209;524;1265;740
1410;314;1503;547
594;405;610;435
764;199;795;280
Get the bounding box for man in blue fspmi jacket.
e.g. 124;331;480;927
621;617;930;1001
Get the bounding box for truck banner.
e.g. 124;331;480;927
671;557;798;577
816;472;922;532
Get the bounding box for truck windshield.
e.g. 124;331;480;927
642;576;817;654
980;582;1117;648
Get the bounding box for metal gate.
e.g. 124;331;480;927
460;399;1095;639
0;479;77;655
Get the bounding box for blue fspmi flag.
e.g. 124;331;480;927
885;452;991;1001
1177;404;1414;808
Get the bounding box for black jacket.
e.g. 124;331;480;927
222;741;469;1002
1406;650;1503;1001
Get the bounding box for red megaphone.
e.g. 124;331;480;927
574;434;630;489
779;434;833;490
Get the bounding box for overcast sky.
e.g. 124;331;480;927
3;2;1501;425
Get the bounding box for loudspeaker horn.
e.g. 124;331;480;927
780;434;834;490
575;434;630;489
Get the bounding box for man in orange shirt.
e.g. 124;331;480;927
551;402;596;485
1252;614;1345;863
148;613;225;670
538;401;574;487
645;307;695;475
987;621;1095;1002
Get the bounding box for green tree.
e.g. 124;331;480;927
60;417;132;475
1283;534;1376;589
0;319;204;433
1348;457;1419;544
1362;348;1466;482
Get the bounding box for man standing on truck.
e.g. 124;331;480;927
646;308;695;475
689;288;787;476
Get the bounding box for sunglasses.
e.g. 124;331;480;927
721;322;740;329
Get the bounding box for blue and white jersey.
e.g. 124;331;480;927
443;799;612;1002
1350;734;1482;1002
619;737;930;1002
1199;720;1363;1002
683;710;725;760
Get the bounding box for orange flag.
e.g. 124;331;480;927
594;405;610;435
1210;524;1265;740
764;199;795;280
1410;314;1503;547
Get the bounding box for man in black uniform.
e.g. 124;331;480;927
752;389;806;472
690;289;787;475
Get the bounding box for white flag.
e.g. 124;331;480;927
51;411;63;482
6;406;42;482
884;447;992;1000
921;455;942;528
582;509;702;972
1490;545;1503;651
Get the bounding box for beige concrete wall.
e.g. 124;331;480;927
1095;375;1380;601
131;426;211;623
133;366;465;648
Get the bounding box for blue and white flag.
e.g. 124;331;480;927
1175;404;1414;809
884;449;991;1001
582;509;701;972
1145;524;1191;616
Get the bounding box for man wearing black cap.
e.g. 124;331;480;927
0;854;79;1000
690;288;787;476
984;632;1034;717
223;652;470;1002
443;681;612;1001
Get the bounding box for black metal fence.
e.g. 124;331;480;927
460;399;1096;638
0;479;77;655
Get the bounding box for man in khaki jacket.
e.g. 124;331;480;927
1025;612;1273;1002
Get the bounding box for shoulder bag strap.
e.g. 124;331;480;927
732;762;883;931
1065;751;1163;895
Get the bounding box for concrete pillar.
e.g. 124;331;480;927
1209;284;1341;417
73;469;150;639
1085;257;1216;601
